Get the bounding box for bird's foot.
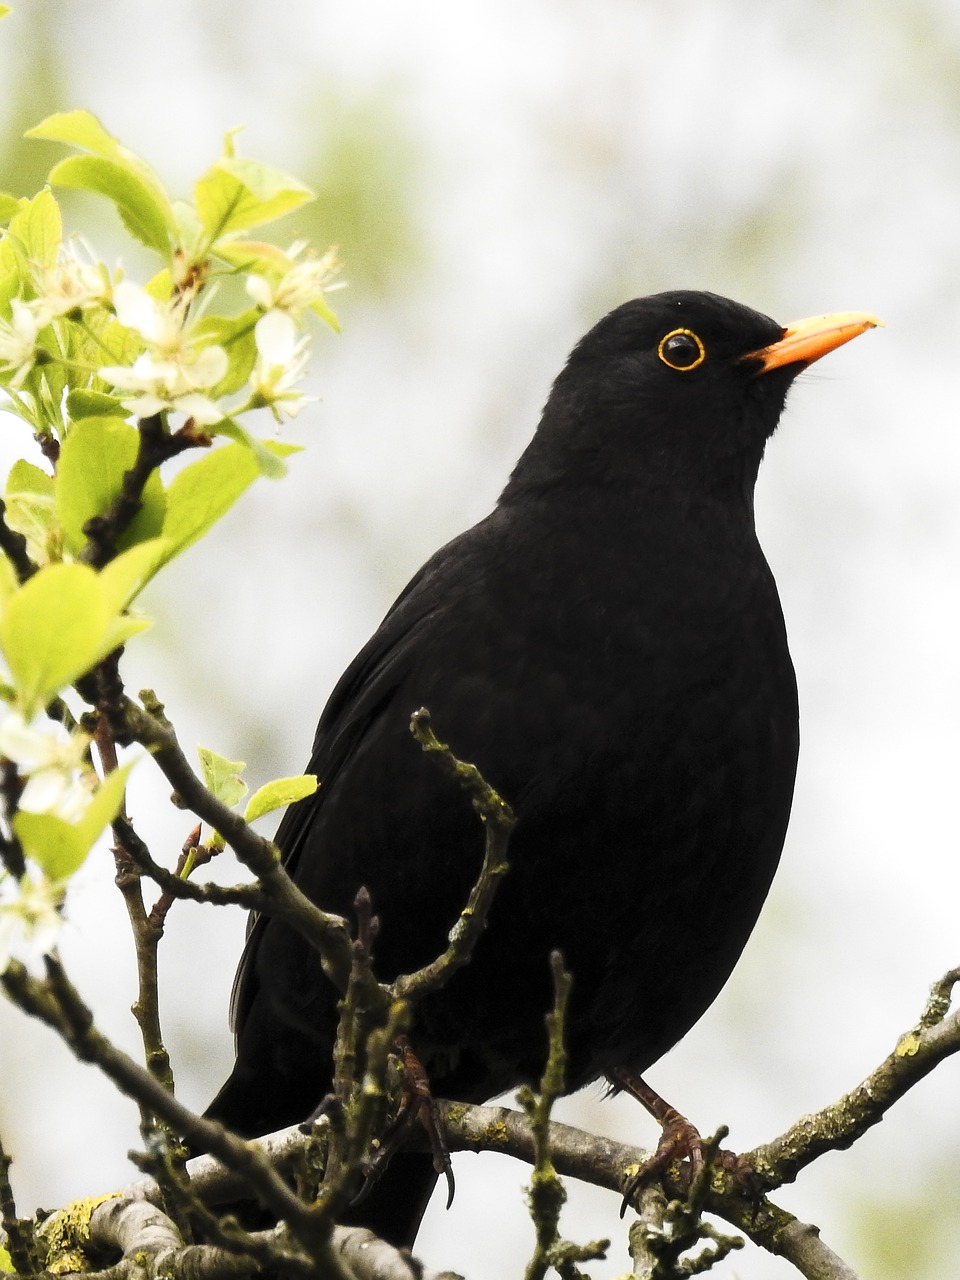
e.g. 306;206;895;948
353;1035;456;1210
610;1068;751;1215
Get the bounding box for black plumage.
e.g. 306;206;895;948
207;290;878;1243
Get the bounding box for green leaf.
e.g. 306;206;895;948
194;156;313;240
99;538;171;611
14;759;136;878
98;611;151;660
5;187;61;270
0;554;18;605
197;745;247;808
0;192;22;225
56;416;167;556
213;418;289;480
213;238;295;274
0;562;151;713
28;111;177;255
194;309;259;396
12;811;85;880
0;1243;14;1273
28;109;122;155
160;440;298;564
0;563;109;712
66;388;128;419
7;458;54;499
77;759;136;853
4;459;58;564
245;774;318;823
47;155;172;256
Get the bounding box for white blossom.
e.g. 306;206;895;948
31;244;112;325
99;282;227;423
0;300;43;389
0;871;64;974
246;244;340;317
0;712;94;821
249;309;313;422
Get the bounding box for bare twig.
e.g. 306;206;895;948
392;710;516;1002
112;690;356;993
0;958;333;1264
0;1134;39;1273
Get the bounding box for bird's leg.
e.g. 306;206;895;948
610;1067;706;1208
353;1035;456;1210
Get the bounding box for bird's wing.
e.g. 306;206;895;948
227;548;455;1036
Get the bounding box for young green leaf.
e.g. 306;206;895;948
194;309;259;396
197;746;248;809
28;111;177;256
160;440;298;564
46;156;172;257
4;458;58;565
0;563;110;712
194;156;313;241
0;563;150;714
56;416;167;555
213;418;289;480
65;389;128;419
14;760;136;879
213;238;295;274
0;554;18;604
5;187;61;270
244;774;318;824
99;537;172;611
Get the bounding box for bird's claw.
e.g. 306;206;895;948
351;1035;456;1211
619;1111;705;1216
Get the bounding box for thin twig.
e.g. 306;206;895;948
0;958;333;1264
111;690;356;993
0;1134;39;1273
392;709;516;1002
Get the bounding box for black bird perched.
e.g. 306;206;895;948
207;290;879;1244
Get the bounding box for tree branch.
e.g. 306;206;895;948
113;690;356;994
392;710;515;1002
746;965;960;1190
79;415;202;571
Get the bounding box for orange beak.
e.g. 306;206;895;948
746;311;883;374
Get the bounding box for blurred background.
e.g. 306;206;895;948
1;1;959;1276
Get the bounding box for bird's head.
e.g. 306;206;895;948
506;290;880;506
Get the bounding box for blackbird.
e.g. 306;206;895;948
207;291;879;1243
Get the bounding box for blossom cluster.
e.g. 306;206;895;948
0;712;95;971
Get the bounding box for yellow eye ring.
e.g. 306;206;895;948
657;328;706;372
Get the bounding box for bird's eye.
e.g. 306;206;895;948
657;329;706;372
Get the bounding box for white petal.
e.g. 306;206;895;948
255;309;297;365
112;281;163;342
172;393;224;425
0;714;46;769
188;344;229;389
119;392;170;417
246;274;274;309
19;769;75;815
